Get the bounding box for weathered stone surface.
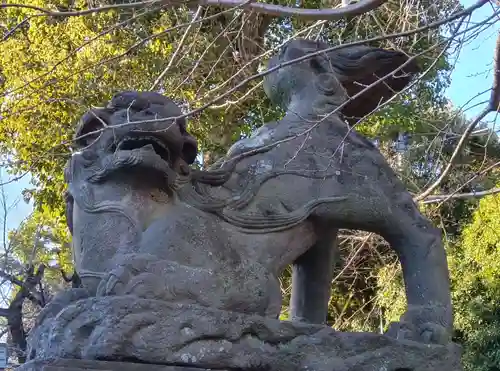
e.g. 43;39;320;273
18;359;221;371
25;296;461;371
25;38;460;370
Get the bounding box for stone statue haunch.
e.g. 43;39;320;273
281;40;421;325
23;38;457;371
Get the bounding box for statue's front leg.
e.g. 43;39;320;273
95;253;222;307
95;253;191;302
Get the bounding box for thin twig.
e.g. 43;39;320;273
1;17;30;41
415;32;500;202
421;160;500;204
422;187;500;203
489;31;500;111
150;6;204;90
415;106;492;201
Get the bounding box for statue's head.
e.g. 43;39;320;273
63;92;199;279
264;38;419;122
64;91;198;192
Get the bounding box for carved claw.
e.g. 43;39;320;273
96;253;158;297
386;320;450;344
99;265;128;296
122;272;170;300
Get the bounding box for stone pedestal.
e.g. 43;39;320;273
18;359;221;371
18;351;464;371
23;295;463;371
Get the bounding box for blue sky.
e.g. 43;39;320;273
0;171;32;248
1;0;499;242
446;0;500;119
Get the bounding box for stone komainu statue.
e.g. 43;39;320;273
23;39;460;371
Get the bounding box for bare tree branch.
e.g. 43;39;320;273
0;269;27;289
0;0;391;21
5;288;28;363
415;106;493;201
490;31;500;111
422;187;500;203
1;17;30;42
201;0;388;20
0;0;173;17
415;32;500;202
422;159;500;204
0;264;46;364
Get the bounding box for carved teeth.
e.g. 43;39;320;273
114;134;171;165
117;135;168;151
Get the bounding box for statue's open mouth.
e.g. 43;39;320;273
85;133;177;184
115;134;171;165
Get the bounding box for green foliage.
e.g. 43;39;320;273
449;191;500;371
460;194;500;287
459;298;500;371
1;0;176;216
8;206;73;289
376;263;406;326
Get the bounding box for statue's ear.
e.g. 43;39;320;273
327;46;420;125
181;134;198;165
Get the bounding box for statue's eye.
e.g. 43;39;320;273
74;110;109;149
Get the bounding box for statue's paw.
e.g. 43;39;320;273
385;321;419;342
418;322;451;344
386;321;450;344
385;305;452;345
96;253;157;297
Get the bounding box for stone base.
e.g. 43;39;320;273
26;295;463;371
17;359;222;371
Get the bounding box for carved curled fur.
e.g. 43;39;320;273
180;163;348;233
178;143;348;233
64;146;190;221
176;50;350;233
